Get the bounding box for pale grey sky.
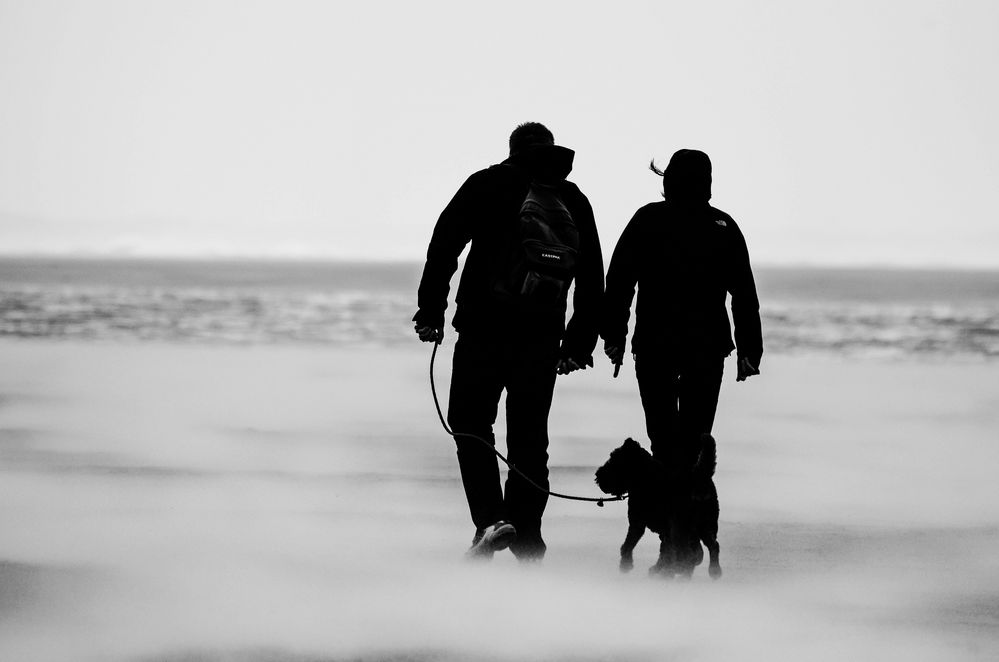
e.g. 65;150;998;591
1;0;997;266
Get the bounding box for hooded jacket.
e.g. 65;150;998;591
414;146;604;363
601;150;763;365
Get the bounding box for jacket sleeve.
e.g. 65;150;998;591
600;212;642;350
413;173;484;329
561;192;604;365
727;219;763;366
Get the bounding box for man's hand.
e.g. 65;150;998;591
415;324;443;343
556;358;584;375
736;357;760;382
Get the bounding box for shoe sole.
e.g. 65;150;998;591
467;524;517;558
488;525;517;552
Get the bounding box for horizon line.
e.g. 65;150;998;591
0;251;998;272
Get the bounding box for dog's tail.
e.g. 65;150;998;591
693;433;717;479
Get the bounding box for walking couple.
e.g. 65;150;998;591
413;122;762;561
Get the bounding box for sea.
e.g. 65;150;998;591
1;257;998;358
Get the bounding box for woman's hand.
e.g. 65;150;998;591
736;357;760;382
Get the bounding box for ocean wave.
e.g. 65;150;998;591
2;285;998;358
762;302;999;357
0;285;415;345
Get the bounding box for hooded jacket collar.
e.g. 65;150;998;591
503;144;575;183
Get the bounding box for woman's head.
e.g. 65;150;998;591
651;149;712;203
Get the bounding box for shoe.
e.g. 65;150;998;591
510;534;546;563
466;521;517;559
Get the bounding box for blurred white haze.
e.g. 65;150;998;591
1;1;999;662
2;340;998;662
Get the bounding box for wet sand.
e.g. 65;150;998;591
0;340;997;661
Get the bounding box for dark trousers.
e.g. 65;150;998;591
635;352;724;465
447;332;559;553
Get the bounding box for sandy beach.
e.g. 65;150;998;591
1;339;997;661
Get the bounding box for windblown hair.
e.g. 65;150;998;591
650;159;666;197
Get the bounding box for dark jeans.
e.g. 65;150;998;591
447;332;559;556
635;352;724;465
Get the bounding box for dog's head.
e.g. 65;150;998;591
594;437;650;497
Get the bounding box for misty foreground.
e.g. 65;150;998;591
1;340;997;662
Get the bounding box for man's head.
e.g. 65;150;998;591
509;122;555;157
651;149;712;203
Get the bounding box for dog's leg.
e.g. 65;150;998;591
706;538;722;579
619;521;645;572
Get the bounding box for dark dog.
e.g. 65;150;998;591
594;435;721;579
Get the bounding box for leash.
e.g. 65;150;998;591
429;338;626;507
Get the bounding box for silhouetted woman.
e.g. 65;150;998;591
602;149;762;466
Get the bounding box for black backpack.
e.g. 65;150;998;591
494;181;580;307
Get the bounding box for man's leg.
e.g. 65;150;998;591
635;353;682;464
503;338;559;560
448;333;507;532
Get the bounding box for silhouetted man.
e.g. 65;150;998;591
414;122;604;561
602;149;762;466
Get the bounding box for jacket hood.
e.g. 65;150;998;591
504;144;574;182
662;149;711;203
